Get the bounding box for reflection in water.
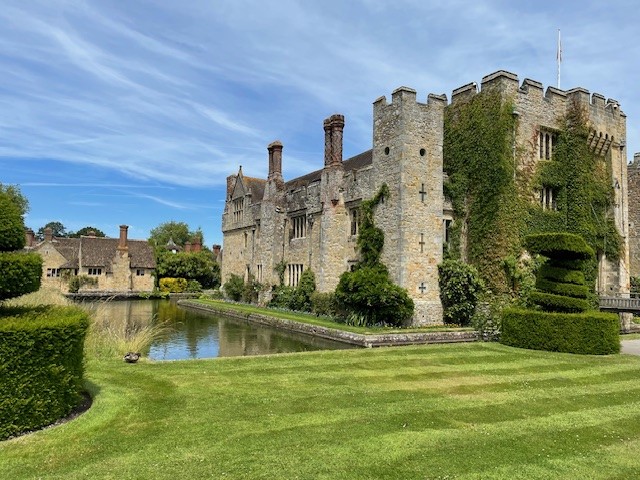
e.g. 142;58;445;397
87;299;354;360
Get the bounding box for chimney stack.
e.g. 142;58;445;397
193;236;202;252
44;227;53;242
212;244;221;260
118;225;129;251
184;241;191;253
25;228;35;247
323;114;345;167
268;140;283;180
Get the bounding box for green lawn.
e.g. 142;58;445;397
2;343;640;479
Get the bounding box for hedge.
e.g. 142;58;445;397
501;308;619;355
0;306;90;440
537;264;585;285
0;252;42;301
535;278;590;299
529;291;591;313
524;233;594;260
159;277;187;293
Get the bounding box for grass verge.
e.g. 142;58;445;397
2;343;640;479
192;298;471;334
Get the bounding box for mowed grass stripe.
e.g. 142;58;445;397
2;343;640;480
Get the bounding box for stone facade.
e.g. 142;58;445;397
26;225;156;293
221;70;630;324
628;153;640;279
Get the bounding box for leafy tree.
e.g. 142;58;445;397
156;250;220;288
0;183;29;216
223;274;244;301
69;226;106;238
0;188;42;301
149;221;196;250
36;221;68;240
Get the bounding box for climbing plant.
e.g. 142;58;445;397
444;91;523;293
335;183;414;327
526;98;621;285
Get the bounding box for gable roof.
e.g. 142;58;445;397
285;149;372;190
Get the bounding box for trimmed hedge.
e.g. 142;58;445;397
537;264;585;285
524;233;595;260
0;306;90;440
501;308;619;355
535;278;589;299
529;291;591;313
0;252;42;301
159;277;187;293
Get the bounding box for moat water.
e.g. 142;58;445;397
87;299;353;360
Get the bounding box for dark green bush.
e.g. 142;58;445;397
223;274;244;301
335;266;414;327
269;285;295;309
310;292;337;317
0;252;42;301
290;269;316;312
537;264;585;285
501;308;619;355
241;276;262;304
535;278;589;299
524;233;594;260
0;306;90;440
438;259;485;326
529;291;591;313
186;280;202;293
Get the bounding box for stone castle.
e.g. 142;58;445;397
222;70;630;325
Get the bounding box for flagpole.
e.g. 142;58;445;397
557;29;561;89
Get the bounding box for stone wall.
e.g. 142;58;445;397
629;154;640;278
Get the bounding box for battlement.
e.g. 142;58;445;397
449;70;625;125
373;87;447;115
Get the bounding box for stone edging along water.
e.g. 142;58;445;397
178;300;478;348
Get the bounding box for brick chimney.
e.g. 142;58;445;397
212;244;221;259
118;225;128;251
268;140;283;181
25;228;35;247
192;236;202;252
184;241;191;253
323;114;345;167
44;227;53;242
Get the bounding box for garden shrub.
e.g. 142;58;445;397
291;269;316;312
223;274;244;301
269;285;295;309
335;265;414;327
438;259;485;326
159;277;187;293
241;276;262;304
0;305;90;440
501;308;619;355
186;280;202;293
310;292;337;317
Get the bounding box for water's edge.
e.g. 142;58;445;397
178;300;478;348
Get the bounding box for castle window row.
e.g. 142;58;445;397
292;215;306;239
540;186;557;211
288;263;304;287
46;268;61;277
539;130;558;160
233;197;244;223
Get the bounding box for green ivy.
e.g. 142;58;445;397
444;92;522;293
526;99;622;283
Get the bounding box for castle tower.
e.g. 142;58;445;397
372;88;447;324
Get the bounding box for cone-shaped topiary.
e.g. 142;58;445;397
523;233;593;313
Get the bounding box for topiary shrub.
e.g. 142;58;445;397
438;259;485;326
0;305;90;440
223;273;244;301
524;233;593;313
501;308;619;355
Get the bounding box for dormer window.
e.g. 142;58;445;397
233;197;244;223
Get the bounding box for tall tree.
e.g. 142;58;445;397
36;221;68;240
0;183;29;216
149;221;197;250
0;188;42;301
68;226;106;238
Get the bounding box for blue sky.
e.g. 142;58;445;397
1;0;638;246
